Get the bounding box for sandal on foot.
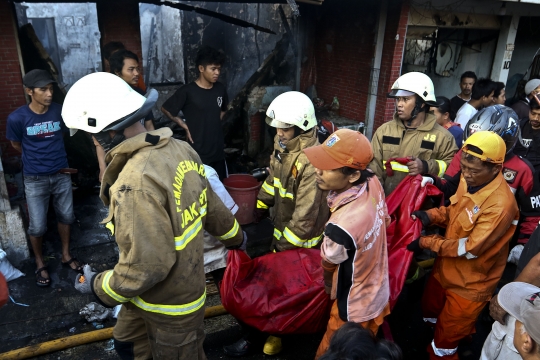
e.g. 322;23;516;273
62;257;84;273
35;267;50;287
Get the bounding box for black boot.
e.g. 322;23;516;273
223;339;252;357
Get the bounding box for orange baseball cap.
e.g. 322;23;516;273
303;129;373;170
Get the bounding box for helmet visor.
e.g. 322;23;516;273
265;116;294;129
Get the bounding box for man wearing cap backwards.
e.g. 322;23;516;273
369;72;457;196
6;69;80;287
62;72;244;359
304;129;390;359
512;78;540;120
224;91;329;357
497;282;540;360
406;131;519;360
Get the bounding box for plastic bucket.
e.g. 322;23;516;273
223;174;262;225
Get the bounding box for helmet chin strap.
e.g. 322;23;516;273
406;99;425;127
94;130;126;153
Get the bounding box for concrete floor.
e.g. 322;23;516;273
0;188;508;359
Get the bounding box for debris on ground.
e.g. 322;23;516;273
0;249;24;281
79;302;113;323
103;339;115;351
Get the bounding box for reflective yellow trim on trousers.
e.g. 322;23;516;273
218;219;240;240
174;205;207;250
106;222;115;235
382;161;409;173
103;270;131;303
103;270;207;316
273;227;322;248
130;289;206;316
435;160;447;177
273;178;294;199
262;181;275;196
257;200;269;209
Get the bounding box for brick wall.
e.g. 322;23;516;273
96;0;143;72
303;1;379;122
0;2;25;158
373;0;410;130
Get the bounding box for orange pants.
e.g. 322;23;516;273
314;301;390;359
422;275;488;360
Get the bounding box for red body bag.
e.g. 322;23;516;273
0;273;8;309
221;248;332;334
221;175;442;332
385;175;443;308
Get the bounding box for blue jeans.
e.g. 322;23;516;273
24;173;75;237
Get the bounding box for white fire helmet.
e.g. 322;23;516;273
388;72;438;106
265;91;317;131
61;72;157;136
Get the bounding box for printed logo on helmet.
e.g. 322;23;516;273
469;123;482;135
326;134;340;147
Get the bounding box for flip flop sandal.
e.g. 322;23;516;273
35;267;50;287
62;257;84;273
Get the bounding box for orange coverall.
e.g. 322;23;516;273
419;172;519;359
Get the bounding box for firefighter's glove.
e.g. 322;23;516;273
411;211;431;227
406;237;423;255
74;265;97;294
253;208;269;224
421;176;434;187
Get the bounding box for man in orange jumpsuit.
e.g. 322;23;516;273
407;131;520;359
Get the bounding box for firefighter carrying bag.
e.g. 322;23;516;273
386;175;443;308
221;248;332;334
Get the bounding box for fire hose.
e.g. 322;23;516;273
0;304;228;360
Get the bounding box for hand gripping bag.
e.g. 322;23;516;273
221;248;332;334
385;175;443;308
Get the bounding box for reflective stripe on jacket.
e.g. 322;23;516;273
93;128;243;321
257;128;330;251
368;112;458;196
420;172;519;302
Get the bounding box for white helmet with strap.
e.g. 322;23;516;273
388;72;438;106
62;72;157;151
62;72;157;135
265;91;317;131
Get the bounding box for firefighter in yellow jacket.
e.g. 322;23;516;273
256;91;329;252
63;73;244;360
224;91;329;357
369;72;458;196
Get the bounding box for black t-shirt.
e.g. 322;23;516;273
162;82;228;163
450;96;467;120
515;118;540;168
